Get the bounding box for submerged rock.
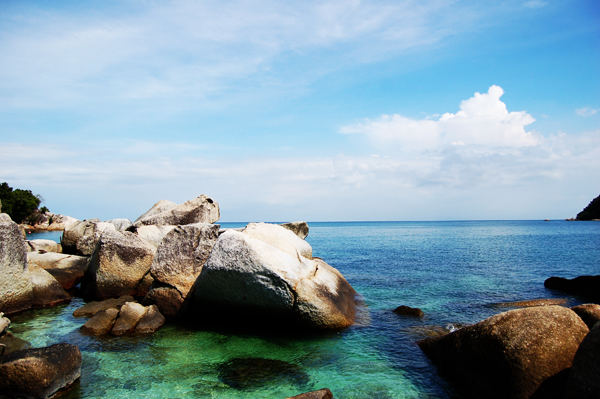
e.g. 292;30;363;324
418;306;589;399
73;295;134;317
81;230;155;299
565;322;600;399
287;388;334;399
0;216;33;315
571;304;600;329
134;195;219;227
81;308;119;336
27;251;89;290
393;305;424;318
192;228;358;330
545;276;600;302
0;343;81;399
281;221;309;239
218;357;309;390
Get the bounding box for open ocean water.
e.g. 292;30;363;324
13;220;600;398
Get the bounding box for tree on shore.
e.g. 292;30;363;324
576;194;600;220
0;182;47;223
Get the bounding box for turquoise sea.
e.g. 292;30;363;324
13;221;600;398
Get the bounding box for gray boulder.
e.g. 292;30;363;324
566;322;600;399
132;225;176;248
27;251;89;290
0;343;81;399
192;229;357;330
145;223;219;317
0;218;33;314
82;230;155;299
26;239;62;253
418;306;589;399
28;265;71;308
106;218;132;232
134;195;219;226
281;221;309;239
61;219;117;256
134;199;177;223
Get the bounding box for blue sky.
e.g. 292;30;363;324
1;0;599;221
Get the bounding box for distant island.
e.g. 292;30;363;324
576;194;600;220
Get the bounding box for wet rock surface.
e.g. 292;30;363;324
393;305;424;318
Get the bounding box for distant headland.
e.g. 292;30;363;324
574;194;600;221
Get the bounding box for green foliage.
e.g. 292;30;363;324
0;182;46;223
576;194;600;220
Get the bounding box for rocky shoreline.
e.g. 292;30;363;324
1;195;599;398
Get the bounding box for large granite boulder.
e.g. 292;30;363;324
0;217;33;314
565;322;600;399
81;230;155;299
26;239;62;253
571;304;600;329
61;219;117;256
244;222;312;259
28;265;71;308
130;225;176;248
418;306;589;399
0;343;81;399
134;195;219;226
145;223;219;317
191;228;357;330
27;251;89;290
281;221;309;239
106;218;132;232
545;275;600;302
47;214;79;231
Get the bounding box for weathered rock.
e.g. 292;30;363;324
571;304;600;329
281;221;310;239
26;239;62;253
135;304;166;334
565;322;600;399
133;199;177;224
393;305;424;318
243;222;312;259
80;308;119;335
106;218;132;232
134;195;219;226
27;251;89;290
0;213;12;223
73;295;134;317
0;218;33;314
218;357;309;390
192;229;357;330
61;219;117;256
82;230;155;299
111;301;146;336
418;306;589;399
0;332;31;356
492;298;568;308
0;343;81;399
545;275;600;302
0;313;9;336
145;223;219;316
287;388;334;399
28;265;71;308
131;224;177;248
46;214;79;231
404;323;468;339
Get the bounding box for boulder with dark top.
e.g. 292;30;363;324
61;219;117;256
545;275;600;302
111;301;146;336
81;230;155;299
80;308;119;335
191;228;358;330
565;322;600;399
135;304;166;334
26;239;62;253
72;295;134;317
145;223;219;317
393;305;424;318
29;265;71;308
0;343;81;399
281;221;310;239
571;304;600;329
0;217;33;315
27;251;89;290
418;306;589;399
287;388;334;399
491;298;568;308
134;195;219;226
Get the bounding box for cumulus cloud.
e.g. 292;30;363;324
575;107;599;117
341;85;539;151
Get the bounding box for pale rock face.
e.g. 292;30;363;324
26;239;62;253
27;251;89;290
82;230;156;299
133;200;177;224
47;214;80;231
61;219;117;256
243;222;312;259
28;265;71;307
134;225;176;248
134;195;220;226
106;218;133;232
0;218;33;314
192;229;357;329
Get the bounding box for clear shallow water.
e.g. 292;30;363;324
14;221;600;398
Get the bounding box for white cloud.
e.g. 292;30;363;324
341;85;539;151
575;107;599;117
